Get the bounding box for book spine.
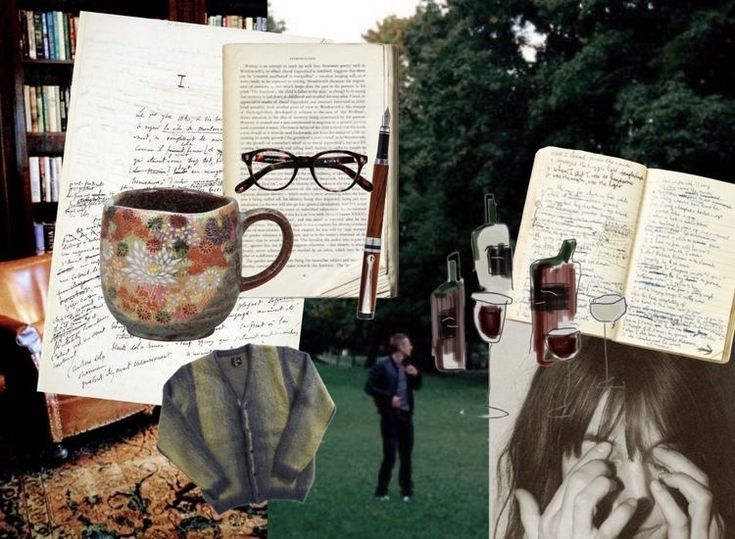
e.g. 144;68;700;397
40;156;49;201
47;12;56;60
26;11;37;59
34;223;45;255
23;85;32;131
55;86;62;130
29;86;38;132
46;86;58;132
60;86;68;131
19;10;29;59
50;157;60;202
36;85;45;132
64;11;71;60
42;222;55;252
70;15;77;59
29;156;41;203
41;12;50;59
56;11;66;60
33;12;41;58
33;12;46;60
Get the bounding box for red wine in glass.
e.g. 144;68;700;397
545;327;581;361
479;305;502;340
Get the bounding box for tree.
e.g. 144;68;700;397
301;0;735;366
266;2;286;33
527;0;735;180
363;15;413;86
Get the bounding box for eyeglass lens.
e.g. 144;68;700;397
313;151;361;192
250;150;296;190
250;150;362;192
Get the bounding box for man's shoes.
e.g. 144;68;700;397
375;495;390;501
402;495;411;502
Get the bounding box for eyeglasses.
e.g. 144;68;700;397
237;149;373;193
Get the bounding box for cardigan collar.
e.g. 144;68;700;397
212;343;254;404
211;344;284;406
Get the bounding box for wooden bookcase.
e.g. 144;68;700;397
0;0;267;261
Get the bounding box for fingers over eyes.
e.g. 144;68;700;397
660;472;714;538
652;446;709;486
571;475;616;533
650;479;690;539
596;498;639;539
547;443;612;515
554;460;613;537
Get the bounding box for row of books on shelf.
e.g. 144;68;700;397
19;10;79;61
34;222;55;254
206;15;268;30
29;156;63;203
23;85;70;133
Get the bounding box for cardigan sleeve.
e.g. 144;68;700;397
271;350;336;483
157;374;229;505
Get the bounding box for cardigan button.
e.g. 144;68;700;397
231;357;243;367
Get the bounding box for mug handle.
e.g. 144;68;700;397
239;208;293;291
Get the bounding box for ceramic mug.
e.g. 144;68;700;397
100;188;293;341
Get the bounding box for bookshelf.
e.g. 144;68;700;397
0;0;267;261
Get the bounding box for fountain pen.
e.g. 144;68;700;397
357;108;390;320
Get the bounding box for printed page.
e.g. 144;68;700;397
37;12;318;404
222;43;397;297
508;147;648;336
620;170;735;362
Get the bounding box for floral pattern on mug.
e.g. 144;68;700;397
101;206;239;327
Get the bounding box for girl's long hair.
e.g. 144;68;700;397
496;337;735;538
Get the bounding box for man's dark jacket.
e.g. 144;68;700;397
364;356;422;414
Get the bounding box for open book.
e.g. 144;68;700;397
508;147;735;363
222;43;399;298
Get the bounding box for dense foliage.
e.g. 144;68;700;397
301;0;735;367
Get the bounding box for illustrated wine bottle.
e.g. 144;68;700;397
430;252;466;371
471;193;513;293
530;239;578;367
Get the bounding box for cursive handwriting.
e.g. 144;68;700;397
622;172;735;357
511;148;646;333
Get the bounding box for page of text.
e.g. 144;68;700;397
621;170;735;361
223;44;394;297
509;147;647;336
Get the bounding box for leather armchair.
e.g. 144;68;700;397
0;254;147;456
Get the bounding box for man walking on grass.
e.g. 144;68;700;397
364;333;422;502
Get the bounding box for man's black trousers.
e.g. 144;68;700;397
375;409;414;497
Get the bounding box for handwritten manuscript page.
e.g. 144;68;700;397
37;12;318;404
620;170;735;362
222;43;398;297
509;147;647;336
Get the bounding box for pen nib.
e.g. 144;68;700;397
382;107;390;127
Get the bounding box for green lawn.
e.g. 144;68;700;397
269;363;489;539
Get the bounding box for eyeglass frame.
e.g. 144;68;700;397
237;149;373;193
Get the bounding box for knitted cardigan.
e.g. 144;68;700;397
157;344;335;513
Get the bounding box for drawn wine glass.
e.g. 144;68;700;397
546;326;582;418
590;294;627;389
471;291;513;419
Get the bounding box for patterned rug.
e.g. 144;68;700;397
0;412;267;538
